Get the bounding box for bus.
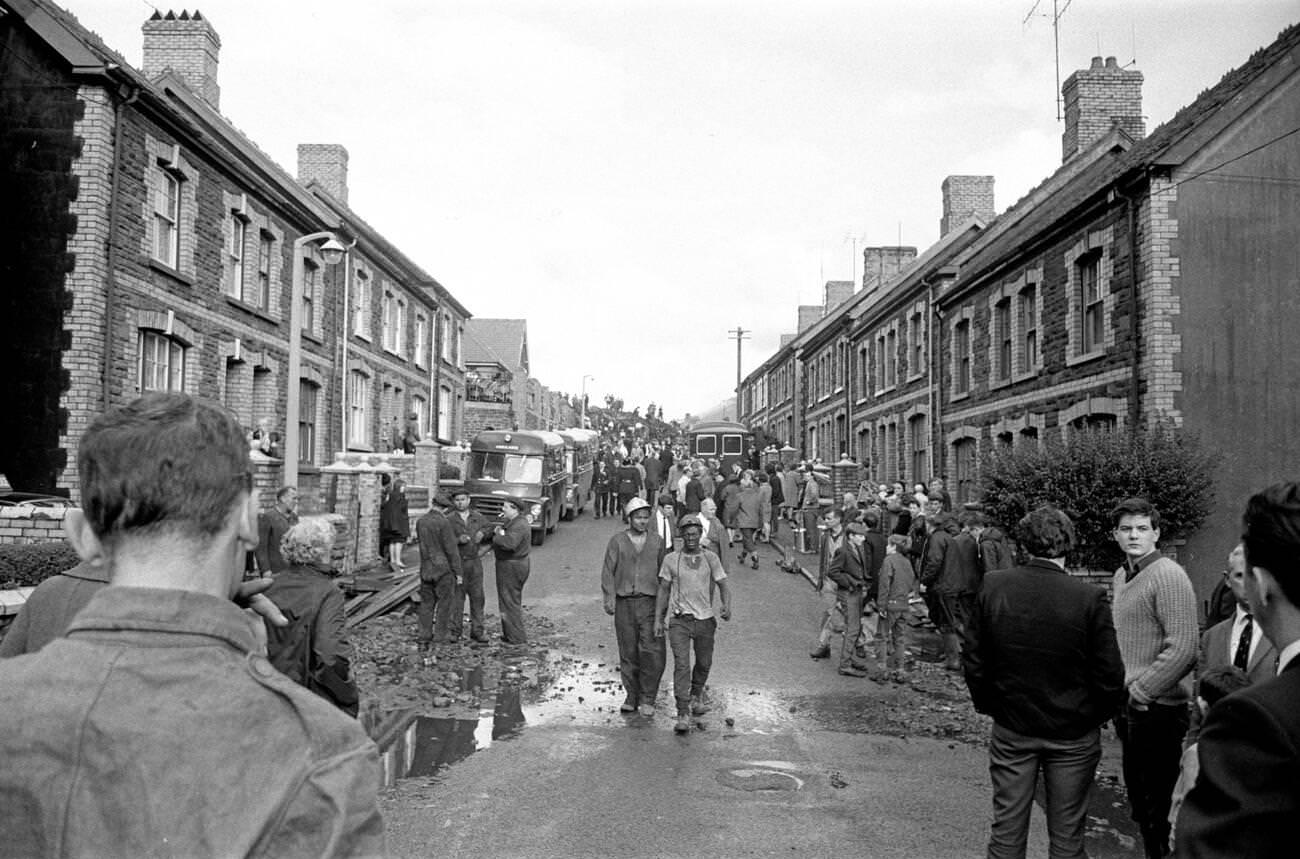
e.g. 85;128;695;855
685;420;753;476
464;430;567;545
558;427;598;520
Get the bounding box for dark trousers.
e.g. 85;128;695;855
617;492;635;519
839;587;864;669
938;591;976;635
596;490;616;517
667;614;717;715
614;595;666;707
451;555;485;639
1116;700;1187;858
417;571;455;643
495;557;530;644
986;723;1101;859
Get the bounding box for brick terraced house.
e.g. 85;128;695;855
0;1;472;499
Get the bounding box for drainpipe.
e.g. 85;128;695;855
102;81;139;413
926;278;941;482
1111;181;1142;433
337;238;358;453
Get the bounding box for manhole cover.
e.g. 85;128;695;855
716;767;804;792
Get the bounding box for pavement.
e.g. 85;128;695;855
368;511;1141;858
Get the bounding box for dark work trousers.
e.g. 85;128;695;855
596;491;615;518
667;614;717;716
1116;700;1188;858
617;493;635;521
417;571;455;644
495;557;530;644
451;555;486;640
614;595;666;708
938;591;976;636
986;723;1102;859
839;587;865;670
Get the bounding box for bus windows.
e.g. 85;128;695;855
721;434;743;456
696;436;718;456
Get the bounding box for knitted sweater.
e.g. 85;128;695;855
1111;553;1198;706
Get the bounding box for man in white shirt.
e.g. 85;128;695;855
652;494;677;550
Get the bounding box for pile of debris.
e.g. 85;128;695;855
338;564;419;628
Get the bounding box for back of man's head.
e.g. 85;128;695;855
1242;482;1300;607
1197;665;1251;709
1016;505;1076;560
78;393;250;546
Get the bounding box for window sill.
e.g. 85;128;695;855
1066;349;1104;368
346;443;374;453
224;295;277;325
988;376;1013;392
147;258;195;286
302;331;323;347
906;372;925;384
1011;368;1041;384
950;391;971;404
353;332;372;344
874;385;897;397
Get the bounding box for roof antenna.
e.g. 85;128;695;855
1024;0;1075;121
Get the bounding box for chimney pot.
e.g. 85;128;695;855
1090;56;1104;68
1061;56;1144;162
1105;56;1118;69
142;9;222;110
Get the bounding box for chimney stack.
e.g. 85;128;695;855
797;305;824;333
142;10;221;110
861;246;917;292
297;144;350;205
824;280;854;310
940;175;995;237
1061;56;1144;162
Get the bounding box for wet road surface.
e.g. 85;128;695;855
376;511;1142;857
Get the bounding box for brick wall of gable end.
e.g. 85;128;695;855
1138;176;1183;428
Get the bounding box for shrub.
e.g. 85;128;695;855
0;541;82;589
979;426;1216;571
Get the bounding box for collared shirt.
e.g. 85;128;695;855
1123;548;1163;582
0;586;384;857
1228;604;1261;668
1276;638;1300;675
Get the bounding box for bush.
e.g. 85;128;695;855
979;426;1216;571
0;541;82;589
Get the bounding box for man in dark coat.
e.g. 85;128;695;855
447;488;489;643
416;492;463;648
921;512;980;670
1175;483;1300;857
491;498;532;645
826;523;876;677
963;505;1124;859
255;486;299;576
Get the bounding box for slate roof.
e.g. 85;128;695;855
465;319;528;370
950;22;1300;295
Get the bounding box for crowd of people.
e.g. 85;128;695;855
0;401;1296;857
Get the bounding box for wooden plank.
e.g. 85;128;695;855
345;574;419;628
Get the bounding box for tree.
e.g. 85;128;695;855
979;426;1216;570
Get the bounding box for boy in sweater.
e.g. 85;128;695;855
1110;497;1198;859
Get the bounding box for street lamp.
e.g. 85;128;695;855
581;374;594;428
285;231;346;488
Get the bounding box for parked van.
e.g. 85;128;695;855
465;430;567;545
558;428;598;520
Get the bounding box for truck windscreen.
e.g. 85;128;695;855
469;452;543;484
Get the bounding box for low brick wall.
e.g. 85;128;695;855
0;506;69;546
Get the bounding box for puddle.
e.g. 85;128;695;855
375;681;526;785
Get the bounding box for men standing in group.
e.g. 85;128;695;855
492;498;532;646
447;488;489;644
601;498;668;717
920;512;980;670
255;485;299;576
0;393;384;856
963;505;1125;859
1110;497;1198;859
655;514;731;734
1186;542;1278;744
416;492;464;650
1175;482;1300;857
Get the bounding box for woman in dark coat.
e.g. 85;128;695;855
380;472;410;572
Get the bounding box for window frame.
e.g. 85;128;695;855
153;168;181;268
138;329;186;393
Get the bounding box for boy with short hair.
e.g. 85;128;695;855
877;535;916;680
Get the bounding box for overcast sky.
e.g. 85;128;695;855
68;0;1297;419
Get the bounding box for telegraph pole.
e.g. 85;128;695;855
727;326;751;398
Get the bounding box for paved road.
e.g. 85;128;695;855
380;511;1141;858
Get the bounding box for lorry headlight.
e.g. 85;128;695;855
531;503;543;519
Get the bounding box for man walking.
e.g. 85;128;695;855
1175;482;1300;857
492;498;532;646
601;498;668;717
1111;497;1198;859
416;492;464;649
0;393;383;856
810;507;847;660
963;505;1125;859
615;457;643;519
255;486;299;576
447;488;489;644
825;522;876;678
655;514;731;734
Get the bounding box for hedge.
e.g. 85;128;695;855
0;542;81;589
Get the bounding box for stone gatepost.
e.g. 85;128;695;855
779;445;799;468
831;455;858;502
251;454;283;512
320;458;387;571
413;439;441;494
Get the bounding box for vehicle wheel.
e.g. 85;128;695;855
531;527;545;546
563;506;574;522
